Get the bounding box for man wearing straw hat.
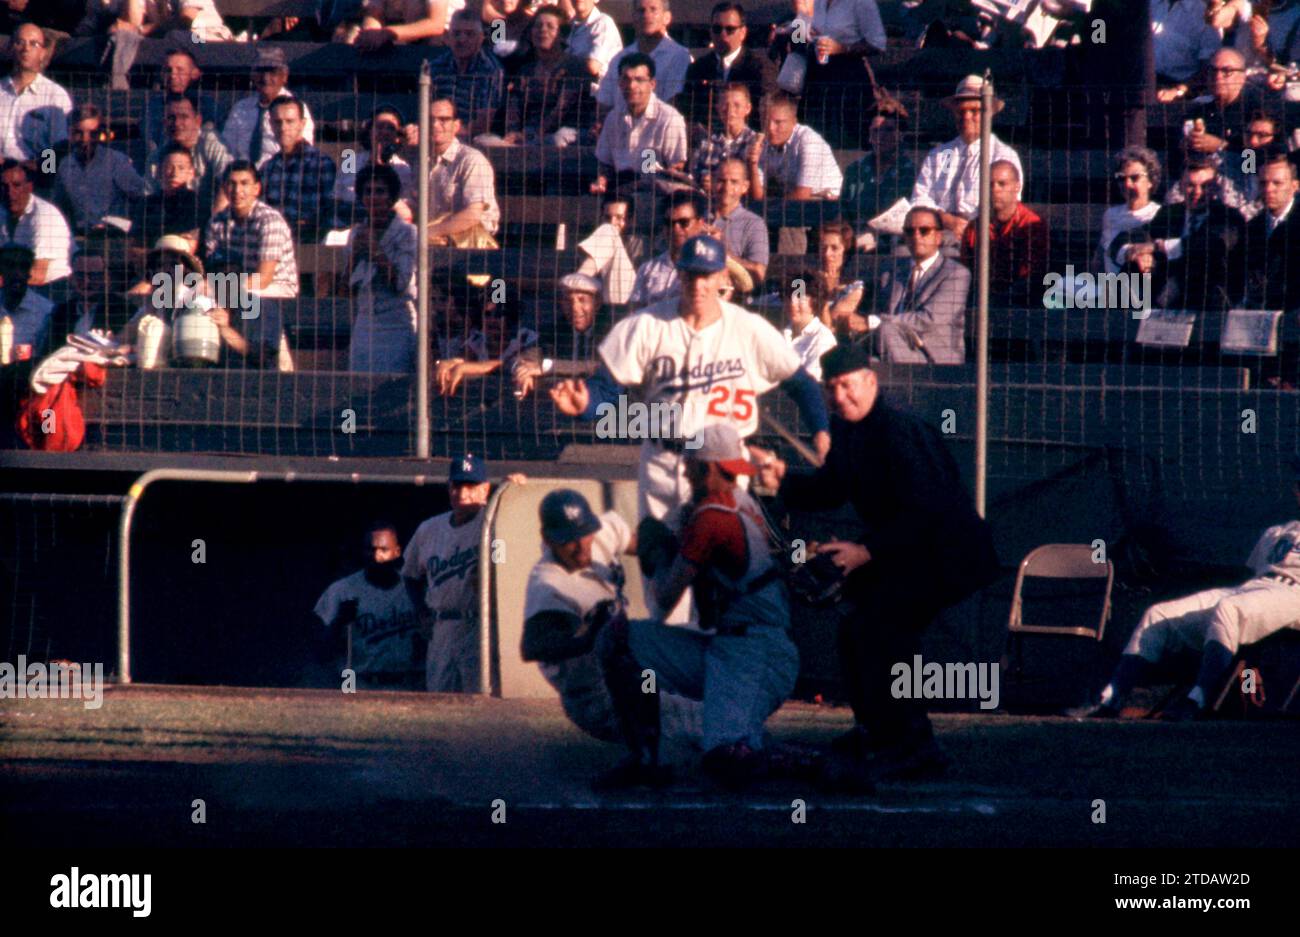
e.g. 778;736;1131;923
911;74;1023;241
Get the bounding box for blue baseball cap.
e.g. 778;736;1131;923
675;235;727;274
449;453;487;484
539;489;602;544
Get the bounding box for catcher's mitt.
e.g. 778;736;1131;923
787;552;847;606
636;515;678;578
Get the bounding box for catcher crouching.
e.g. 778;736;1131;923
521;424;800;791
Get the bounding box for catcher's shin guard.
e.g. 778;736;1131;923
597;621;660;766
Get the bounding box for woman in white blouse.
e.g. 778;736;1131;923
346;164;420;374
1096;146;1162;274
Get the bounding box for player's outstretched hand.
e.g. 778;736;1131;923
747;444;786;490
505;473;528;486
549;378;590;416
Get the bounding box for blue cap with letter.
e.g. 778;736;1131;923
539;489;602;544
675;235;727;274
450;453;487;484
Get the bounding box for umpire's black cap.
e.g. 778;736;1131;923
820;344;875;381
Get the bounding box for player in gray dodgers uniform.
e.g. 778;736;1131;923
1087;465;1300;720
313;519;422;689
403;454;526;692
584;424;797;789
520;489;701;748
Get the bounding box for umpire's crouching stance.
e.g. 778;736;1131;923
753;345;999;790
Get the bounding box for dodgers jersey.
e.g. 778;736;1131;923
598;298;803;439
402;511;483;614
1246;520;1300;582
313;570;421;676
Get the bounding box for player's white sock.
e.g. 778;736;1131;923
1187;686;1206;709
1098;683;1116;706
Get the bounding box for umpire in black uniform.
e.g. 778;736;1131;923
751;345;999;790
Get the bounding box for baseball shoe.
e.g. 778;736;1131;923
1157;696;1205;722
591;757;674;792
829;724;872;758
817;750;877;795
701;741;766;791
864;737;951;784
763;741;826;783
1065;702;1120;719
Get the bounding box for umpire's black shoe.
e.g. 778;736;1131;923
865;738;951;784
817;750;877;795
591;757;674;793
829;724;872;758
701;741;766;791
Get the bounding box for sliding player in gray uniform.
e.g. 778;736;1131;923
528;425;797;789
1086;464;1300;720
520;489;701;771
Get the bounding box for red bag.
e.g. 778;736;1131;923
15;362;106;452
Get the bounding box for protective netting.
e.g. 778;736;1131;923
0;7;1295;504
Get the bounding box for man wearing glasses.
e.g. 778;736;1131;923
0;23;72;164
911;75;1022;241
426;98;499;247
1183;49;1273;159
626;191;706;306
682;3;774;131
875;205;970;365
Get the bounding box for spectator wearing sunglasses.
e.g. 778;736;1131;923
1183;48;1275;159
875;206;969;365
681;3;775;131
1096;147;1162;274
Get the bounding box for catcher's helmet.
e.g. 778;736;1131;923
540;489;602;544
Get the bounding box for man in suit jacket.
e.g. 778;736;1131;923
1241;153;1300;314
681;3;775;131
875;206;970;365
1110;154;1246;311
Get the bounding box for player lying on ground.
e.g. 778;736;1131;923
520;488;704;783
521;425;800;791
1084;464;1300;721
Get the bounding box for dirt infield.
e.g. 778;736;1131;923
2;685;1298;847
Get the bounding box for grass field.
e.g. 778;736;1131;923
2;685;1298;847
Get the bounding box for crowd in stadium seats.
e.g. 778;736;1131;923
4;0;1300;416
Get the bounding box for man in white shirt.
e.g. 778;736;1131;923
0;23;72;162
0;159;72;288
911;75;1023;240
221;47;315;169
54;104;146;231
567;0;623;83
747;91;842;202
591;54;689;201
596;0;693;112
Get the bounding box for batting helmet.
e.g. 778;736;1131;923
540;489;601;544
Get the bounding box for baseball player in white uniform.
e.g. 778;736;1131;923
549;234;830;621
313;519;422;689
403;454;525;692
1087;468;1300;720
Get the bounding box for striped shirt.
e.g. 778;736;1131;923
203;200;299;296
